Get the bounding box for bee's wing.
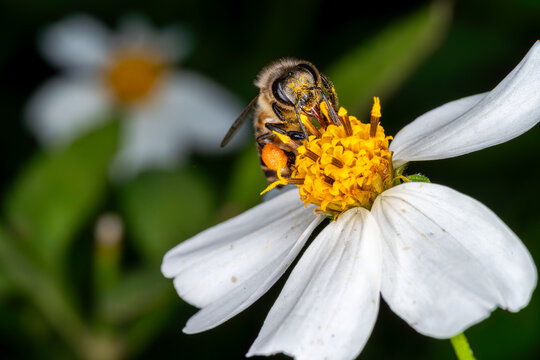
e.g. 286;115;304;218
220;96;258;147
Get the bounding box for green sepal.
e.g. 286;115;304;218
406;174;431;183
407;174;431;183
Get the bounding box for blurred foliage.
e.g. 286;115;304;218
4;121;118;270
120;169;215;264
0;0;539;359
225;141;268;211
329;1;451;114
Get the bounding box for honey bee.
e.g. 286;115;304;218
221;58;340;183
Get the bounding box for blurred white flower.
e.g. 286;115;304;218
162;41;540;359
27;14;245;178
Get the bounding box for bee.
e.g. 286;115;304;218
221;58;340;183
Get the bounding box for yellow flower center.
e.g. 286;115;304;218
294;104;393;213
105;51;165;104
261;98;394;215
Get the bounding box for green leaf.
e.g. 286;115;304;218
4;121;119;267
407;174;431;183
0;272;11;300
225;142;268;210
120;169;214;263
328;1;452;114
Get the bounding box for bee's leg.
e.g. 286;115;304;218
265;123;305;145
285;131;305;141
255;132;275;148
320;74;339;112
271;103;289;123
265;122;287;134
272;102;310;140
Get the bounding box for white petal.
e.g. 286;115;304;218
160;71;247;152
114;16;191;62
109;108;189;179
109;71;245;178
247;207;382;360
40;14;110;70
26;76;111;147
161;190;319;310
155;25;192;62
390;41;540;167
184;214;324;334
372;182;537;338
390;93;486;166
114;15;156;53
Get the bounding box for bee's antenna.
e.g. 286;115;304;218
309;87;341;126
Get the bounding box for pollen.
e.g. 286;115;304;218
272;131;293;145
261;143;288;171
292;101;393;214
105;50;164;104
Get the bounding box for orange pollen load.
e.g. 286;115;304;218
261;143;288;171
105;51;164;104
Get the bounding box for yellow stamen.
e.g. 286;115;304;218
331;157;344;168
339;107;353;136
291;101;393;214
323;175;335;185
288;178;305;185
371;97;381;118
304;149;319;162
319;101;333;125
370;96;382;138
300;114;321;137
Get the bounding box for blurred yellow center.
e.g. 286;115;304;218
106;51;164;104
294;106;393;213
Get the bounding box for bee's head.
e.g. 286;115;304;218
271;62;320;111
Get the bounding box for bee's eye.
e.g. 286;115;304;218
295;63;318;83
272;78;294;106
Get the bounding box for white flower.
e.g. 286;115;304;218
161;41;540;359
26;14;245;178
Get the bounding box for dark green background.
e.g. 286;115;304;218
0;0;539;359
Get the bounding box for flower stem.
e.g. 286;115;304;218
450;333;475;360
